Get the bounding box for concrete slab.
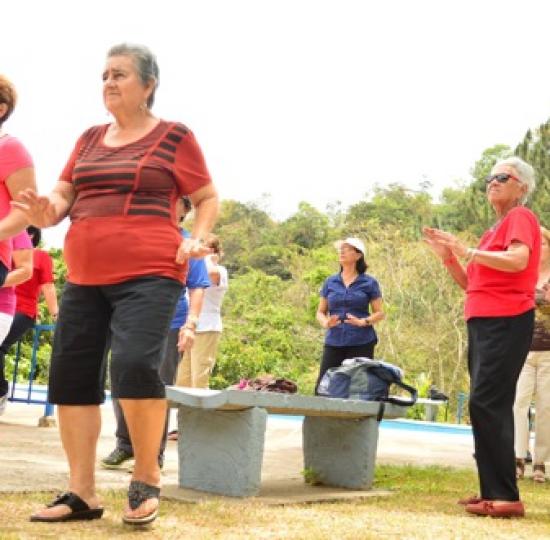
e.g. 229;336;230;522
162;480;394;505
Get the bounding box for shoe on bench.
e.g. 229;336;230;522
101;448;133;469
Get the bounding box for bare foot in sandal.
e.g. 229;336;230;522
31;492;103;522
123;480;160;525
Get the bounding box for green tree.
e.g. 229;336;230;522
515;119;550;225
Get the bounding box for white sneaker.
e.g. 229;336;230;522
0;392;7;415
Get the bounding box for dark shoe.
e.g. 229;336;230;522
101;448;133;469
30;492;104;522
466;500;525;518
458;495;483;505
516;458;525;480
525;449;533;464
122;480;160;525
533;463;546;483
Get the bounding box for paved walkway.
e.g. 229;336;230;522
0;401;475;494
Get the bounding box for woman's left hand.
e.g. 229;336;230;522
423;227;468;259
175;237;212;263
344;313;369;327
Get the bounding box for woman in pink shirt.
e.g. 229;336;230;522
0;230;33;413
0;75;38;409
0;76;36;247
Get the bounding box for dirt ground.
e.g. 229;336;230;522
0;401;475;495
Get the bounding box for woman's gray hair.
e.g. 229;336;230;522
107;43;159;108
492;156;536;204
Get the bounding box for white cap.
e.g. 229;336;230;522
334;237;366;256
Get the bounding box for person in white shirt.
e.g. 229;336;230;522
176;234;228;388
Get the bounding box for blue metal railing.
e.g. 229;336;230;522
8;323;55;417
456;391;469;424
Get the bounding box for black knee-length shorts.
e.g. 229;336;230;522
48;277;182;405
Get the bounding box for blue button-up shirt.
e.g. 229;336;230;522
170;230;211;329
320;272;382;347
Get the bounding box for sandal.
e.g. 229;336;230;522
122;480;160;525
516;458;525;480
533;463;546;483
30;492;104;522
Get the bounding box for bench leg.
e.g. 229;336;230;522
303;416;380;489
424;403;439;422
177;405;267;497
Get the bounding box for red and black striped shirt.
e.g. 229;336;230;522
60;120;212;285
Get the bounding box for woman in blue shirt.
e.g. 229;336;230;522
315;237;385;394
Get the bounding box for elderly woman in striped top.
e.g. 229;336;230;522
17;44;218;526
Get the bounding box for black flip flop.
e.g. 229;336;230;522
30;492;104;522
122;480;160;525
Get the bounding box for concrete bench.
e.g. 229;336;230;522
415;398;447;422
166;387;409;497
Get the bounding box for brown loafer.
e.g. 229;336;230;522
466;500;524;518
458;495;483;505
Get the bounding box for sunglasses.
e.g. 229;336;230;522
485;173;521;185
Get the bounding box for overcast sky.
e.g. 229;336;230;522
3;0;549;247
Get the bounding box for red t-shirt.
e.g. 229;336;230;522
465;206;541;320
60;121;212;285
15;248;55;319
0;135;33;269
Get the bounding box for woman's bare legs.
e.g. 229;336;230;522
119;398;166;519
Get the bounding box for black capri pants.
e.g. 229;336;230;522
315;342;376;395
48;277;182;404
467;309;534;502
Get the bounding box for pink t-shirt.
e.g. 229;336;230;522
0;231;33;316
0;135;33;269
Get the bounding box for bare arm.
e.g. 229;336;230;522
3;248;32;287
345;297;386;327
176;184;220;263
316;297;340;329
177;287;206;352
0;167;37;241
206;255;221;285
368;297;385;325
41;282;59;320
12;181;75;229
466;242;529;272
423;227;468;290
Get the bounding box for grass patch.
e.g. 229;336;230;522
2;465;550;539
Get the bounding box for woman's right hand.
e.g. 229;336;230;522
11;189;57;228
324;314;340;329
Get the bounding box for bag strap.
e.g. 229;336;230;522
366;365;417;406
382;380;418;406
376;402;385;422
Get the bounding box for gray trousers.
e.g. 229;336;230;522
113;328;180;458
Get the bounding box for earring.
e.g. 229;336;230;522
140;102;148;113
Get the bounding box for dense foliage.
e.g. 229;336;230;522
7;117;549;422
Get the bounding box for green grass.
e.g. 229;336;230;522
2;465;550;539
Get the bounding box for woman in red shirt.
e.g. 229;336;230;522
14;44;218;526
0;226;58;404
424;157;540;518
